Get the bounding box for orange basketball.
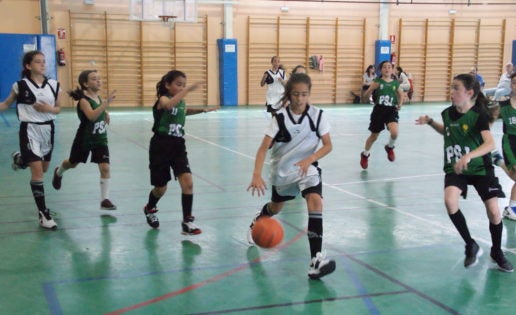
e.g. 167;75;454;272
252;217;284;248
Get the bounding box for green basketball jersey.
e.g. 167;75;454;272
76;96;108;148
373;78;400;107
152;97;186;137
441;105;491;175
499;100;516;136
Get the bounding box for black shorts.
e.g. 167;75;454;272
19;121;54;164
368;105;399;133
444;172;505;201
68;141;110;164
149;134;191;187
271;179;323;203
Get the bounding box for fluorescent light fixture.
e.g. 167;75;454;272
448;9;457;14
280;6;289;12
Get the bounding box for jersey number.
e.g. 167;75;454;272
446;144;471;164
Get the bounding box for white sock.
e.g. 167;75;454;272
100;178;110;200
57;166;66;177
388;138;396;148
363;150;370;156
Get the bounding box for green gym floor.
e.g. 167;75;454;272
1;103;515;315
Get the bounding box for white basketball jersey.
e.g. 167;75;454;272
265;105;330;186
13;78;58;122
265;69;287;109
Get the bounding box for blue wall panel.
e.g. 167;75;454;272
0;33;56;107
217;39;238;106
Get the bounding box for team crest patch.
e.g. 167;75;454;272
462;124;469;132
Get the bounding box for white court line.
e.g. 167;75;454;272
332;173;442;186
186;132;262;162
184;130;516;254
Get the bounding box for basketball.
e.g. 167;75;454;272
251;217;284;248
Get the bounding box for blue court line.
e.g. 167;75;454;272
340;256;381;315
283;220;461;315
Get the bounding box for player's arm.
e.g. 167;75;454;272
363;81;378;102
0;90;16;112
247;135;273;197
158;82;201;111
415;115;445;135
396;86;404;110
454;129;495;174
80;98;107;122
295;133;333;176
260;72;269;87
186;106;218;116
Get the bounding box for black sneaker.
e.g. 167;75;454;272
52;167;62;190
143;205;159;228
464;241;483;268
490;249;514;273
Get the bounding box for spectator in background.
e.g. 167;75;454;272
361;65;376;103
484;63;513;100
470;66;485;89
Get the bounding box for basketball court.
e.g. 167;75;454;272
1;103;515;314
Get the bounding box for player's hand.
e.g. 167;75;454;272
295;159;311;177
415;115;431;125
247;174;267;197
33;101;52;113
453;155;471;174
107;90;117;104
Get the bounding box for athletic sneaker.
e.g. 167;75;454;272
490;249;514;273
308;252;336;279
384;145;395;162
100;199;117;210
182;216;202;235
143;205;159;228
464;241;483;268
11;151;25;171
52;167;62;190
360;152;369;169
39;209;57;230
492;150;504;167
503;206;516;221
247;211;268;245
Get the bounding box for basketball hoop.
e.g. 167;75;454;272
158;15;177;29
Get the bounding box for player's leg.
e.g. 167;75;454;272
302;178;335;279
177;172;201;235
444;175;481;268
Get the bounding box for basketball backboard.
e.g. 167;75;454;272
129;0;197;22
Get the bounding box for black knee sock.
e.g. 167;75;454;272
147;190;161;209
308;212;323;258
449;210;473;245
30;180;46;211
182;194;193;221
489;221;503;253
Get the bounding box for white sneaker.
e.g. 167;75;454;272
11;151;24;171
246;211;264;246
39;209;57;229
503;207;516;221
308;252;336;280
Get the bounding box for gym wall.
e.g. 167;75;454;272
0;0;515;106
